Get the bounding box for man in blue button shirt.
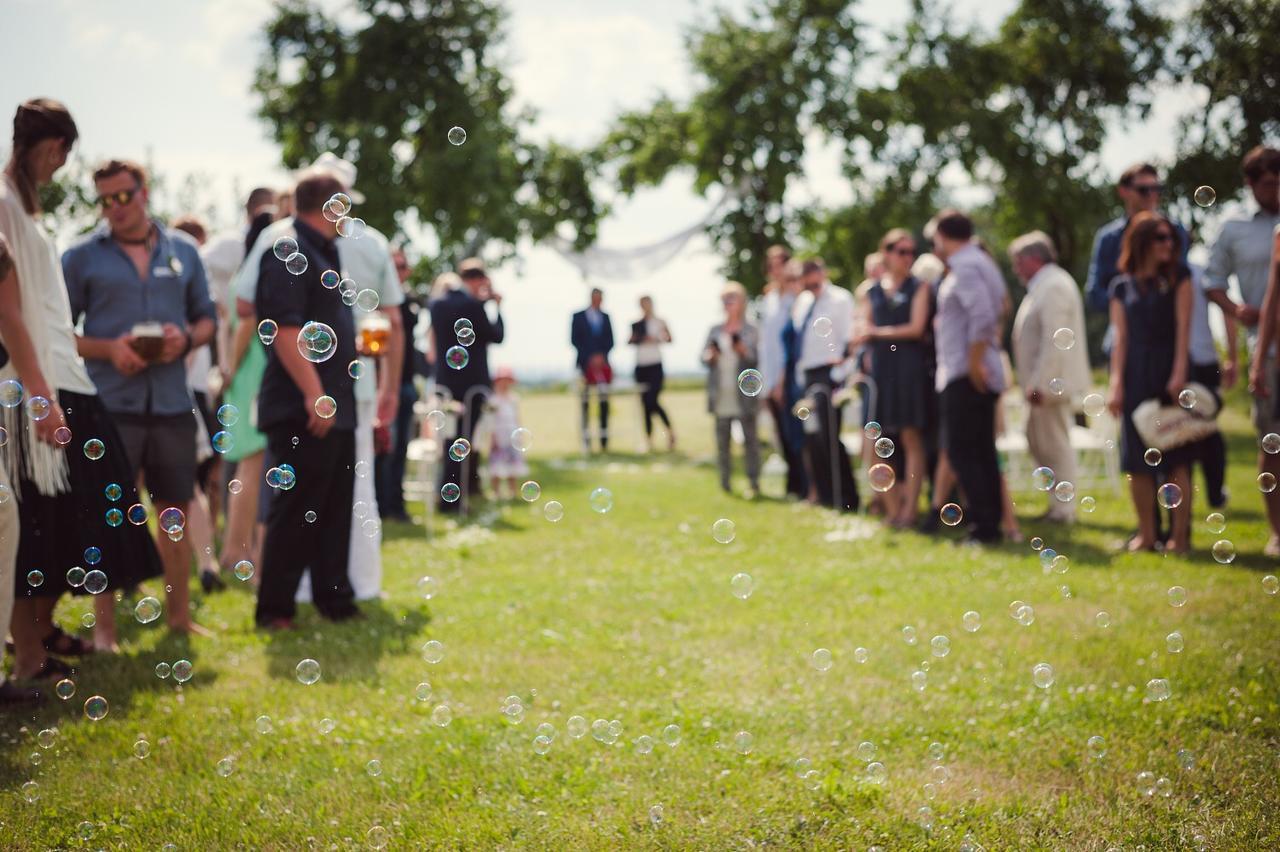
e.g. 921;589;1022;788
63;159;216;635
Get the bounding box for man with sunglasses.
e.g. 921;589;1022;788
1207;147;1280;552
63;158;217;635
1085;163;1191;326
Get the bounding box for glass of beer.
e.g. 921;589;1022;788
357;313;391;358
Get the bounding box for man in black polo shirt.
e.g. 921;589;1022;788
253;171;359;628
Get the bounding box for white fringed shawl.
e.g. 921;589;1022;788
0;174;72;497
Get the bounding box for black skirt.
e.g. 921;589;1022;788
15;390;163;598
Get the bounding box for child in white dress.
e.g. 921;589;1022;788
483;367;529;499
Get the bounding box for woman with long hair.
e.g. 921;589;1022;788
854;229;931;527
1106;211;1193;552
0;98;163;680
629;295;675;452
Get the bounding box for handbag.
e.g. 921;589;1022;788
1132;382;1220;452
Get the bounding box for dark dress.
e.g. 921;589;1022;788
868;276;928;431
16;390;164;598
1110;272;1194;474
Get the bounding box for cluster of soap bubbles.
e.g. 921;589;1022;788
265;463;297;491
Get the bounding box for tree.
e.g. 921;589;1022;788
253;0;602;266
596;0;863;292
1166;0;1280;227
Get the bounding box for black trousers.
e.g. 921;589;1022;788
635;363;671;437
1188;361;1227;507
255;426;356;624
802;367;859;512
767;395;808;497
940;379;1001;541
438;390;487;512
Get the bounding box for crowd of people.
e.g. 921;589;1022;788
0;91;1276;709
699;148;1280;557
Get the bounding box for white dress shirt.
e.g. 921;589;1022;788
791;281;854;375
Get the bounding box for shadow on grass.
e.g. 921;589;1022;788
260;599;429;685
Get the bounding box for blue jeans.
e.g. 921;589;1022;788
375;383;418;519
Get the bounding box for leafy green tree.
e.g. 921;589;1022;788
1166;0;1280;226
597;0;862;292
253;0;602;265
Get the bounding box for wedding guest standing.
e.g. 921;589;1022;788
703;281;761;496
629;295;675;452
855;229;931;527
1106;211;1193;553
1009;231;1090;523
571;288;614;453
761;247;807;498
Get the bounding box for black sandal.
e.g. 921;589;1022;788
20;656;76;682
42;626;95;657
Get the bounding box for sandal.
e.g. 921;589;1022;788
20;656;76;682
42;626;95;657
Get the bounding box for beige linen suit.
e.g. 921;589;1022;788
1012;263;1091;519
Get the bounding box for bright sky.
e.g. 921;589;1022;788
3;0;1201;381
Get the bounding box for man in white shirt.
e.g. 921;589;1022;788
1009;231;1090;522
760;247;807;498
791;258;858;511
233;156;404;602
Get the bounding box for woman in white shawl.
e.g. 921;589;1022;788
0;98;162;683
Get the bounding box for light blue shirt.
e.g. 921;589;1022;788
933;243;1007;393
1188;265;1217;367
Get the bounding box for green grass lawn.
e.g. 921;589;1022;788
3;388;1279;850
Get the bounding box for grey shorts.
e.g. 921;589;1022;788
112;410;198;504
1252;359;1280;439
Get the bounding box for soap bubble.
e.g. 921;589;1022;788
233;560;255;581
440;482;461;503
940;503;963;526
1262;432;1280;454
1165;631;1184;653
0;379;23;408
421;639;445;664
1168;585;1188;607
1031;466;1055;491
134;596;162;624
812;316;832;337
1054;480;1075;503
1263;574;1279;595
319;269;340;289
930;635;950;657
431;705;452;726
868;463;895;492
172;659;194;683
520;480;541;502
296;658;321;685
416;576;439;600
863;421;882;440
811;648;833;672
733;730;754;754
567;716;588;738
257;319;278;345
1032;662;1055;688
456;326;476;347
510;427;533;452
1156;482;1183;509
447;126;467;146
1048;377;1066;396
737;369;763;397
1079;495;1096;513
26;570;43;588
159;506;185;534
26;396;51;421
66;566;85;587
543;500;564;521
284;252;308;275
1144;447;1163;467
1211;539;1235;563
874;436;894;458
1087;735;1106;759
1193;185;1216;207
297;321;337;363
1082;393;1105;417
448;438;471;461
1145;678;1172;702
712;518;736;544
589;487;613;513
55;678;76;700
155;662;171;679
1052;327;1075;350
1205;512;1226;534
336;216;366;239
445;346;469;370
662;724;681;746
314;395;337;419
962;610;981;632
328;192;352;215
305;510;317;523
82;438;105;460
1259;472;1277;493
83;695;109;721
84;570;108;594
854;647;869;663
355;289;380;312
1095;611;1111;628
272;236;298;260
730;572;754;600
1178;388;1196;409
454;318;473;335
211;431;234;454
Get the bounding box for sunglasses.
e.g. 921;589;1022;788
1133;184;1164;196
1152;231;1174;243
97;186;141;210
889;246;915;257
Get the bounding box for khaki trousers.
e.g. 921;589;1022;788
1026;402;1078;519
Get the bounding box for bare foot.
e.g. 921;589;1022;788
1164;538;1190;555
1128;536;1156;552
170;621;213;638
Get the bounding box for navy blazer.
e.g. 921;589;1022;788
571;308;614;370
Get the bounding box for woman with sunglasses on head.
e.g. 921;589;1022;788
853;229;931;528
0;98;163;685
1106;210;1193;553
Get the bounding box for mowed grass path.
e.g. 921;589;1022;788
3;388;1279;850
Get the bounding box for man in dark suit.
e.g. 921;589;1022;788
429;258;504;510
570;287;614;452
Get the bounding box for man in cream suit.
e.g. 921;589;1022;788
1010;231;1090;522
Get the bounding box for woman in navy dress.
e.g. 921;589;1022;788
1106;211;1193;552
854;228;931;528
